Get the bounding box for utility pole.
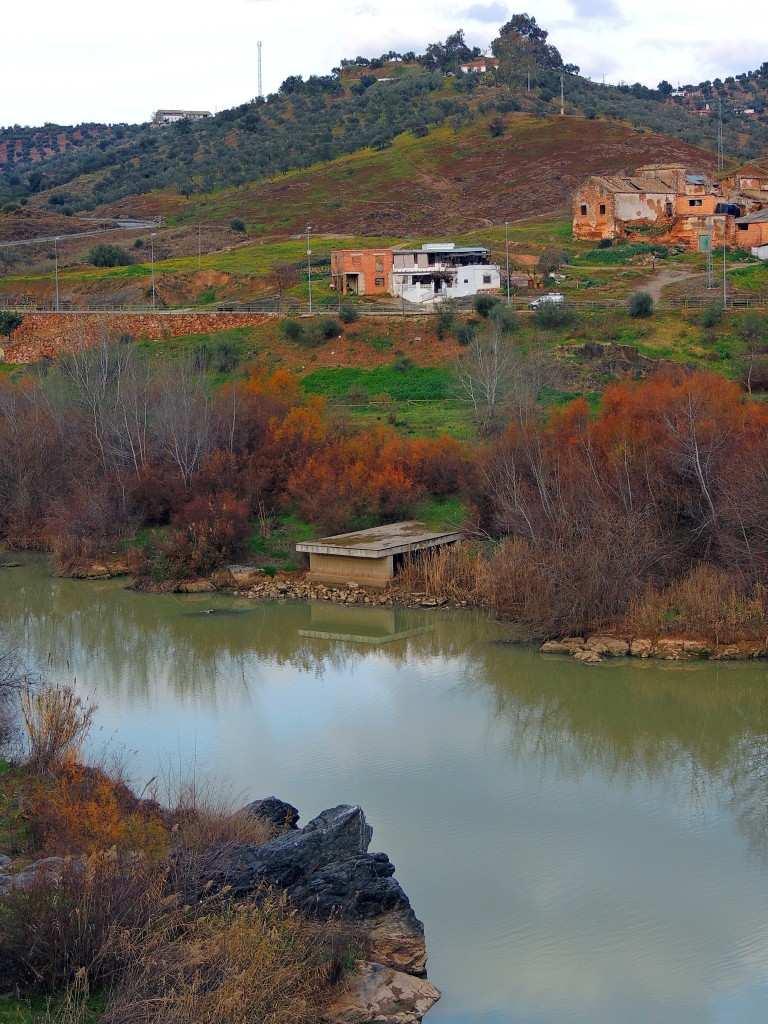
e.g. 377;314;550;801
257;41;263;98
53;236;60;312
198;224;202;271
150;232;157;312
706;217;714;289
504;221;510;304
306;225;313;314
717;96;724;172
560;74;564;115
723;232;728;310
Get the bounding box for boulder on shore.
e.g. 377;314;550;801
175;802;430;977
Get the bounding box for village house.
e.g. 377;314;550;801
734;209;768;259
721;160;768;200
572;162;768;255
391;243;500;304
330;243;501;303
459;58;499;73
330;249;394;296
153;109;212;125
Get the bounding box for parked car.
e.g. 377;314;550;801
529;292;565;309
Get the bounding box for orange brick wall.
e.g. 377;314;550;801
331;249;393;295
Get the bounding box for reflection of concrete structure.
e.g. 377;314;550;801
299;603;430;644
296;521;462;587
391;243;500;305
330;249;393;296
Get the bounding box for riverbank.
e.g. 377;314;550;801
540;634;768;664
0;684;440;1024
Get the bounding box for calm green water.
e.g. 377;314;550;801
3;555;768;1024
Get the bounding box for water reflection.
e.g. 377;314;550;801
3;555;768;1024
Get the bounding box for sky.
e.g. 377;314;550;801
3;0;765;128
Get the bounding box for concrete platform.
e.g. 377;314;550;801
296;521;462;587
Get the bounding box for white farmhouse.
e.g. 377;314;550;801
391;243;500;305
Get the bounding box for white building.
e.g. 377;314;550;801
153;109;212;125
391;243;500;305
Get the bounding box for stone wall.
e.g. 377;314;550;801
2;312;272;364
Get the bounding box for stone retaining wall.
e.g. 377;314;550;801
1;312;271;364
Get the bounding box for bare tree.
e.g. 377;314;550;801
268;262;301;310
152;357;213;490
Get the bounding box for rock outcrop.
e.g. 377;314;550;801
174;801;437;1020
323;962;442;1024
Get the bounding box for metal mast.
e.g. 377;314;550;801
717;96;724;171
258;41;263;98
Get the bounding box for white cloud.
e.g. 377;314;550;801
0;0;764;126
458;2;509;25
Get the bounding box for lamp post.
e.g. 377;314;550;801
723;235;727;311
53;236;60;312
306;225;313;315
504;221;510;304
150;232;156;311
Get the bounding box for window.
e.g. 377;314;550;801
374;277;385;286
580;204;587;215
483;274;492;284
464;278;469;284
351;254;362;265
665;201;673;216
738;223;748;231
599;204;606;215
689;199;702;207
375;260;384;272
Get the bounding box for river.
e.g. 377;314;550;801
3;555;768;1023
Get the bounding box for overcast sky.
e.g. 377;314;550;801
3;0;764;128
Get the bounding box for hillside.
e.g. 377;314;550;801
0;17;764;225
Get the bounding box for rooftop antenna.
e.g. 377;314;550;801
258;41;263;98
717;96;724;171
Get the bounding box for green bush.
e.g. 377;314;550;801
313;317;342;340
338;303;360;324
229;218;247;232
456;322;478;346
532;301;577;328
628;291;654;318
701;302;723;328
474;294;501;318
489;304;518;332
434;299;459;340
86;243;131;267
281;319;305;343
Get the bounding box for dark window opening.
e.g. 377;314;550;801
599;204;606;215
580;204;587;215
689;199;702;207
374;276;385;286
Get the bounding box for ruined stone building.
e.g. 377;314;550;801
572;161;768;257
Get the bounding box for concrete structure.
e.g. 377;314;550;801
391;243;500;304
153;109;212;125
330;249;393;296
296;521;462;587
298;604;429;644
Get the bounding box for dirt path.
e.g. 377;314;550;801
644;269;701;302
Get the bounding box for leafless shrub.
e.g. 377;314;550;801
623;565;768;644
20;682;96;775
397;542;492;605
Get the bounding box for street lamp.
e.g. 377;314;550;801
150;232;156;311
306;225;313;315
54;236;60;312
504;221;510;304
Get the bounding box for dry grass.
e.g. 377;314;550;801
623;565;768;644
397;542;491;604
103;892;358;1024
20;683;95;776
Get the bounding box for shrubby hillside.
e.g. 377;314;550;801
0;14;765;216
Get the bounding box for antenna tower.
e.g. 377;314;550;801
258;41;263;98
717;96;724;171
706;218;714;288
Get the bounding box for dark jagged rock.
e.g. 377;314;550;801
178;803;428;975
243;795;300;834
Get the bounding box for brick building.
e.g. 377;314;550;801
330;249;393;295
